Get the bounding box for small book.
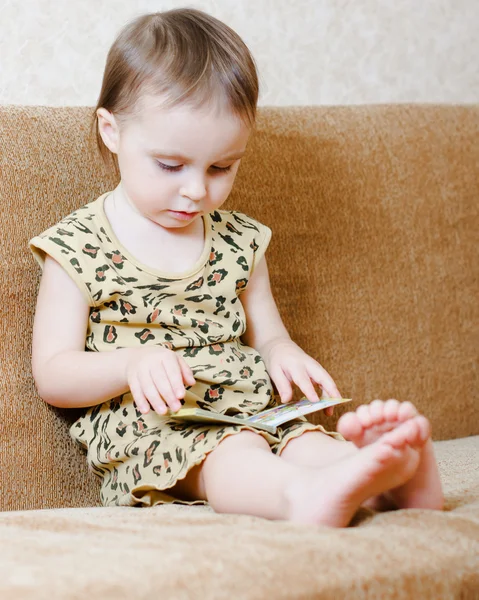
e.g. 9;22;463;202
170;397;352;434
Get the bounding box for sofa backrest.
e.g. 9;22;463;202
0;104;477;511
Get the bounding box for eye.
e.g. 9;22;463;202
156;161;234;174
157;161;182;172
211;165;232;173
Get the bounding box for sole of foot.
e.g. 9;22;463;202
285;416;428;527
337;400;444;511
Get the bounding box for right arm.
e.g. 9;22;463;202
31;256;194;412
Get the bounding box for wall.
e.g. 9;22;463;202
1;0;478;106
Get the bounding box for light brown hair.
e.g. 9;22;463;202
92;8;259;168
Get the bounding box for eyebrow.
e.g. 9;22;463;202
149;149;246;162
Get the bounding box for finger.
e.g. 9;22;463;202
151;363;181;412
306;362;341;398
325;406;334;417
270;366;293;403
289;367;321;403
163;357;187;400
129;375;150;415
178;355;196;387
137;368;168;415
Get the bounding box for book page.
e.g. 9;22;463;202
245;397;351;427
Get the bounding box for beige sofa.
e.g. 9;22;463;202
0;104;478;599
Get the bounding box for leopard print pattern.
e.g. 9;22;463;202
30;189;341;506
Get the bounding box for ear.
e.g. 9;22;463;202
97;108;120;154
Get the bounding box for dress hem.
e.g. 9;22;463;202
108;420;344;508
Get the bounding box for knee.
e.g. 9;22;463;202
203;430;271;472
215;429;271;452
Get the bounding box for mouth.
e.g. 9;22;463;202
167;210;200;221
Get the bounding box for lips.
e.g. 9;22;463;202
168;210;200;221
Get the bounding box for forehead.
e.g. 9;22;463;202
126;94;251;154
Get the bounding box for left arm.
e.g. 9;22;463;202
240;256;341;411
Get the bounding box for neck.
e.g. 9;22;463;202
110;183;205;240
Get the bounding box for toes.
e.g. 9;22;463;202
384;399;401;421
369;399;418;424
404;417;430;448
369;400;386;425
356;404;373;428
415;415;431;443
373;441;400;464
380;423;408;450
398;401;418;421
382;416;429;449
337;412;363;441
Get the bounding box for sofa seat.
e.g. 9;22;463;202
1;436;478;600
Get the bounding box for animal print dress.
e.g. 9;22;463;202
29;187;342;507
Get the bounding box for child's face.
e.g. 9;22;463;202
98;94;251;229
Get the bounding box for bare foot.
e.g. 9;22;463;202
337;399;417;446
284;417;428;527
337;400;444;511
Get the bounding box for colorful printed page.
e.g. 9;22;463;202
245;397;352;427
171;409;278;434
172;397;352;434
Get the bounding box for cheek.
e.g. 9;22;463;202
122;169;173;211
124;155;171;190
207;177;236;208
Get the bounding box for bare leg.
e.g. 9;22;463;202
171;431;296;519
337;399;444;510
280;430;356;468
171;416;430;527
174;430;332;519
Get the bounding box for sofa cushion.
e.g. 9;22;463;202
0;436;477;599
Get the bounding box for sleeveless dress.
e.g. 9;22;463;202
29;187;341;507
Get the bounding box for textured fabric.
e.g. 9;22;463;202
0;104;477;515
0;436;477;600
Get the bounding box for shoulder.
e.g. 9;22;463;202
211;209;267;230
210;209;271;242
209;210;272;275
28;192;111;306
30;193;106;246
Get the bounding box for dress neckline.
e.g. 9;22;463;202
95;190;212;280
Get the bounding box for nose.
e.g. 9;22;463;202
179;172;207;202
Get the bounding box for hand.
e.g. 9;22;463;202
261;338;341;416
125;347;196;415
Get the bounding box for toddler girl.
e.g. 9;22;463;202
30;8;443;526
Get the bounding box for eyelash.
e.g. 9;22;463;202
156;162;232;174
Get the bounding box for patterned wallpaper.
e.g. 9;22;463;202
1;0;478;106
